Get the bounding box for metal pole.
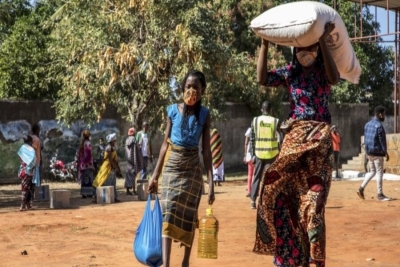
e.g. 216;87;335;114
360;0;363;37
387;0;390;34
375;6;377;42
395;10;398;133
354;3;357;38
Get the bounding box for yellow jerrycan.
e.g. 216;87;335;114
197;205;219;259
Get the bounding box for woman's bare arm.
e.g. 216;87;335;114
257;39;269;85
148;118;172;193
319;22;340;85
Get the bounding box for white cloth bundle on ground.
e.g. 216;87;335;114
250;1;361;84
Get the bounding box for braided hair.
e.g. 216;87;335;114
180;70;206;138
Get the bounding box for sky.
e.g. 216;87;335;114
370;7;397;48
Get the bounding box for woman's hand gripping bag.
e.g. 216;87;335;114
133;194;163;267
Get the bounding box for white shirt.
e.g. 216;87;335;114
141;133;149;157
244;127;252;162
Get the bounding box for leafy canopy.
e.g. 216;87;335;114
47;0;260;128
0;0;395;127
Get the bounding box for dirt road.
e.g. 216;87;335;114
0;179;399;267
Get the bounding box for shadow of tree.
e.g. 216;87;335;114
0;185;149;213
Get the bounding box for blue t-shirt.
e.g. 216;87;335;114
167;103;209;148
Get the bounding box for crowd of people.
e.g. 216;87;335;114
16;121;157;208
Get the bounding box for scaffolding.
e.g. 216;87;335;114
342;0;400;132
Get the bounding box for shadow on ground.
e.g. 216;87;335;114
0;186;151;213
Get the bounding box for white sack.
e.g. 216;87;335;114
250;1;361;84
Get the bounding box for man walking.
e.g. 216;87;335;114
330;125;341;178
357;106;391;201
250;101;280;209
136;121;153;179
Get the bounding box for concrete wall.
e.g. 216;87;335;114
383;133;400;174
0;100;373;175
0;100;126;128
212;103;254;169
123;102;370;169
328;103;370;159
357;133;400;174
121;102;254;171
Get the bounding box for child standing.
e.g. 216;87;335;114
148;70;215;267
17;135;36;211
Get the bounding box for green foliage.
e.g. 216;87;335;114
263;0;394;115
0;141;22;179
0;1;61;100
0;0;31;44
0;0;395;125
328;0;394;114
213;0;287;117
47;0;261;129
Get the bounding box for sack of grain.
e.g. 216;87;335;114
250;1;361;84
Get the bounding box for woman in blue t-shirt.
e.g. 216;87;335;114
253;23;340;267
149;70;215;267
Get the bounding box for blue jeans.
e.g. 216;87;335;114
140;156;148;180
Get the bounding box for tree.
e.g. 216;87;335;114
47;0;258;129
0;1;60;100
1;0;392;124
212;0;288;117
218;0;394;115
0;0;31;44
328;1;394;114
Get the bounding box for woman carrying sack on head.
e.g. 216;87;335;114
148;70;215;267
253;22;340;267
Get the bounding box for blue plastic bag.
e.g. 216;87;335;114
133;194;163;267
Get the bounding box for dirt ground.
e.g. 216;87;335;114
0;178;400;267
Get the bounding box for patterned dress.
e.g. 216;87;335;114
92;145;119;199
77;140;95;196
18;161;34;209
124;136;143;189
254;64;332;267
